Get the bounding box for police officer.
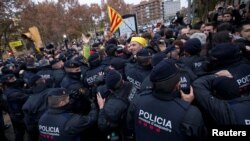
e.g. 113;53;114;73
39;88;97;141
179;38;208;81
50;55;65;88
36;58;55;88
140;52;167;92
85;53;107;88
22;75;53;141
102;44;118;66
125;49;152;94
209;43;250;95
61;59;83;90
127;59;206;141
0;81;9;141
110;57;128;80
2;74;28;141
61;59;91;115
192;71;250;125
97;69;136;141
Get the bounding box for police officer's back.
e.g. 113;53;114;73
22;75;53;141
208;43;250;94
97;70;136;141
127;59;206;141
2;74;28;141
39;88;97;141
110;57;128;80
193;69;250;125
0;79;9;141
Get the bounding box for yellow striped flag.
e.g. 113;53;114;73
107;5;123;33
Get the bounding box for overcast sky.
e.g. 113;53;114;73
33;0;188;8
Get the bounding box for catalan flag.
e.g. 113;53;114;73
107;5;123;33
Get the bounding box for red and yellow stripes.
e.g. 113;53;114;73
108;5;123;33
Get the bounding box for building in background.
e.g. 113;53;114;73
132;0;162;25
162;0;181;22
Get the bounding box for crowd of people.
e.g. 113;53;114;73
0;2;250;141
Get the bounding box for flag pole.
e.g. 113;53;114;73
122;20;135;32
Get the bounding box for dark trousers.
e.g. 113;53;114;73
0;112;8;141
11;119;26;141
27;128;39;141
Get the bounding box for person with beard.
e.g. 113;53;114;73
2;74;29;141
22;75;54;141
96;69;136;141
38;88;98;141
234;21;250;60
125;49;152;94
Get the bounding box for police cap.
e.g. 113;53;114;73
48;88;69;97
64;60;81;68
1;74;16;83
150;59;179;82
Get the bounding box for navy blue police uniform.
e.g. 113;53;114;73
39;88;97;141
127;60;206;141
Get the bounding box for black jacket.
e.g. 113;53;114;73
39;104;97;141
98;82;134;131
4;87;28;122
179;55;208;81
193;74;250;125
127;91;206;141
125;63;151;93
22;88;53;132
